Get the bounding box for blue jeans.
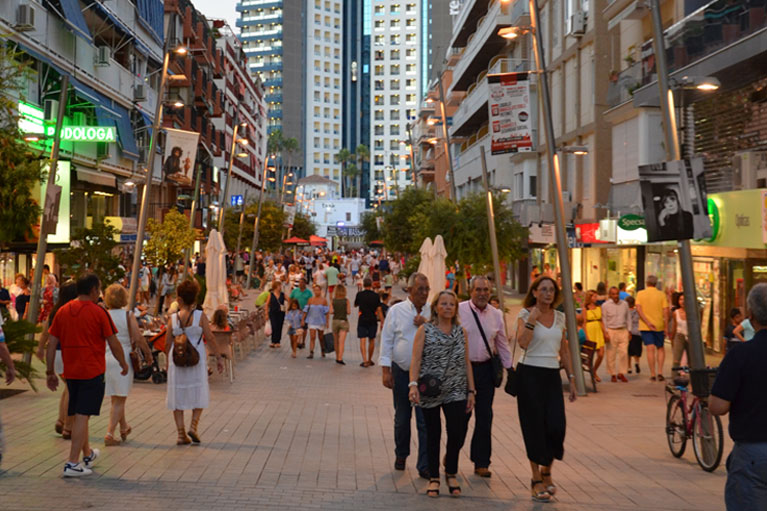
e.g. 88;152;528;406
392;363;428;473
725;442;767;511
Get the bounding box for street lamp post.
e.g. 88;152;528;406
436;73;457;201
649;0;706;374
218;111;246;233
128;40;175;311
246;154;272;289
479;147;508;334
24;75;69;365
528;0;586;394
405;125;417;185
183;161;204;279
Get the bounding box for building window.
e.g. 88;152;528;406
390;34;401;45
390;49;400;60
390;110;400;120
390;79;400;90
390;64;400;75
390;94;400;105
390;125;400;135
405;63;416;73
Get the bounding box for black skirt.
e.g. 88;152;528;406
629;334;643;357
516;363;566;466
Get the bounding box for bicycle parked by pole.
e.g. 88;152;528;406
665;366;723;472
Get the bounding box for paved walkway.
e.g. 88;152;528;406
0;283;729;510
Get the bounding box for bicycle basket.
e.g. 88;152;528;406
690;368;718;398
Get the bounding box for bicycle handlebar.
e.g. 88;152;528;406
671;366;718;373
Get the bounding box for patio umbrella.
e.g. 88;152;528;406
309;235;327;246
417;237;433;289
283;236;309;245
203;229;229;319
429;235;447;302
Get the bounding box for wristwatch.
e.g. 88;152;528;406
408;381;418;387
468;390;476;395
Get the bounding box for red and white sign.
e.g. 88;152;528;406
576;223;609;244
487;72;533;155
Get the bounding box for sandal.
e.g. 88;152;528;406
594;374;602;383
541;470;557;495
531;480;552;503
62;429;72;440
426;478;440;498
104;434;121;446
120;425;132;441
55;420;64;435
177;427;191;445
307;351;314;359
188;417;201;444
445;474;461;497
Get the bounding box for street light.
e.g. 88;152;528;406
218;115;249;232
671;75;720;91
560;145;589;155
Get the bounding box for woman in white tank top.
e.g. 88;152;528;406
670;293;690;372
104;284;153;446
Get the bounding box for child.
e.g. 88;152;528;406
489;296;501;310
379;291;391;320
724;307;744;353
576;314;588;347
626;296;642;374
285;299;304;358
382;270;394;291
211;308;230;332
355;271;364;292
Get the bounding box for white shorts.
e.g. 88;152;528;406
307;324;324;331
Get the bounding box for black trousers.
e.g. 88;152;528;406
269;311;285;344
469;361;496;469
422;400;469;478
516;363;566;467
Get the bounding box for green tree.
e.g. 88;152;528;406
360;211;383;245
0;46;45;247
0;320;41;390
220;200;286;254
282;137;299;201
380;187;434;253
291;212;316;240
56;222;125;285
354;144;369;199
343;163;361;198
144;209;196;269
335;147;353;198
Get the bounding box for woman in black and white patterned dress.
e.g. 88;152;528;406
409;290;476;498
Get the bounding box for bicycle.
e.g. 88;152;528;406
665;366;724;472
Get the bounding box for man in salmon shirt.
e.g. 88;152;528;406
46;273;128;477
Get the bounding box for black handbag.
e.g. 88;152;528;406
504;315;522;397
418;326;459;398
470;308;503;388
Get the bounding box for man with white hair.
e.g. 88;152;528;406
379;272;430;478
710;283;767;510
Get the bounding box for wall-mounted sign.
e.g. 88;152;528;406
230;195;244;207
18;101;116;142
618;214;646;231
487;72;533;155
39;161;71;244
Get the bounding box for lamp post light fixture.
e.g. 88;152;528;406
218;114;248;232
559;145;589;155
671;75;720;91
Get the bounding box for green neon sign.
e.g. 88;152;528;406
18;101;116;142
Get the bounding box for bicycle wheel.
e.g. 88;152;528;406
692;404;723;472
666;394;687;458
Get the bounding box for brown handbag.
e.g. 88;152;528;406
172;312;201;367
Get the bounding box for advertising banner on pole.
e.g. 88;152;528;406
487;72;533;155
163;128;199;186
638;157;710;242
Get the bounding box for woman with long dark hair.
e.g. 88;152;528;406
36;281;78;438
514;276;577;503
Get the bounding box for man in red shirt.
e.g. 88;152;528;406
46;273;128;477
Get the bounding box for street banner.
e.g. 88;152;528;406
162;128;199;186
761;189;767;244
487;72;533;155
283;204;296;227
638;157;710;242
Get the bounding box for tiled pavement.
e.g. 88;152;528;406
0;284;729;510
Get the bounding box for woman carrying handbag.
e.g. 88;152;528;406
513;276;577;503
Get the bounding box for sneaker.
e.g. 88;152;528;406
63;462;93;477
394;458;406;471
635;363;641;374
83;448;100;469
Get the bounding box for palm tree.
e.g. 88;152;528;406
267;130;284;192
335;147;353;197
344;163;361;198
354;144;370;199
282;137;299;194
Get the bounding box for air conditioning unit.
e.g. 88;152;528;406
733;150;767;190
95;46;111;67
569;12;586;36
15;4;35;31
133;84;147;101
44;99;59;122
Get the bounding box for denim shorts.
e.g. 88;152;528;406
641;330;665;348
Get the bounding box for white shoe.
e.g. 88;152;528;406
83;448;100;469
63;462;93;477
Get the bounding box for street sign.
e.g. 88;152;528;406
230;195;244;207
618;214;646;231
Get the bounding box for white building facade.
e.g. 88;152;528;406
368;0;423;202
304;0;344;187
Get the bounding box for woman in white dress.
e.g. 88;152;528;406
164;279;225;445
104;284;153;446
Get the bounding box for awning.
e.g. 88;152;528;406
86;1;162;64
55;0;93;43
113;105;140;160
77;168;116;187
137;0;165;44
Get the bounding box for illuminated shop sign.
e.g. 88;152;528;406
18;101;115;142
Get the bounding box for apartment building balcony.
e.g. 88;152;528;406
623;0;767;106
449;0;512;94
262;78;283;88
450;0;487;48
250;61;283;72
606;61;642;108
265;93;283;103
240;29;283;41
451;58;533;139
245;45;282;57
269;109;283;119
236;1;282;12
237;13;283;25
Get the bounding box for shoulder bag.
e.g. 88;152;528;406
470;307;504;388
504;311;525;397
172;311;202;367
126;311;142;373
418;325;459;398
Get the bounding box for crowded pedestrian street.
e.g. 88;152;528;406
0;281;728;511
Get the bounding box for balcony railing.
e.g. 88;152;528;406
607;61;642;108
638;1;767;89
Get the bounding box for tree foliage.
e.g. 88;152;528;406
144;209;196;268
0;47;45;248
221;200;287;254
56;222;124;285
291;212;316;240
0;319;41;391
369;190;528;276
360;211;383;245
